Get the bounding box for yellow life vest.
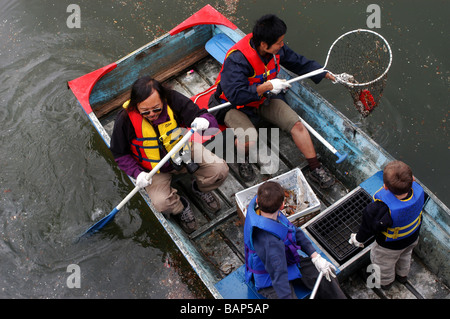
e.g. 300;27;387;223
123;100;183;171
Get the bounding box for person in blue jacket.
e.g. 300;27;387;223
349;161;424;289
244;181;346;299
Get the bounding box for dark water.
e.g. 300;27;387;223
0;0;447;298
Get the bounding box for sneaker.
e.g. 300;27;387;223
381;281;394;290
173;196;197;234
192;180;221;213
395;274;408;284
309;166;335;189
238;158;255;182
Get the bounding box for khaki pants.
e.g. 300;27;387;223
144;142;229;215
224;99;299;147
370;238;419;286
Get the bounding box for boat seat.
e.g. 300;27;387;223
205;32;235;64
359;170;383;196
215;234;340;299
189;33;233;108
188;32;234;132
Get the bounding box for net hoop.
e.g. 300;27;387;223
323;29;393;87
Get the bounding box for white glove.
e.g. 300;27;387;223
348;233;364;248
191;117;210;131
268;78;291;95
136;171;152;189
311;254;337;282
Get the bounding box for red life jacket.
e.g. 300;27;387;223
216;33;280;108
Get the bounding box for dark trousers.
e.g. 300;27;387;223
258;257;347;299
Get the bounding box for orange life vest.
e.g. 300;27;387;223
216;33;280;108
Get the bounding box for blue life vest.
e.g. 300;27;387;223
374;181;424;242
243;196;302;290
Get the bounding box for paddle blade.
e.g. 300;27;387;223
80;207;120;237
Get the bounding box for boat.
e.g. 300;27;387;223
68;5;449;299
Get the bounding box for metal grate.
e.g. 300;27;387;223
306;188;374;264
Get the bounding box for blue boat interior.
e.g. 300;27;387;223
205;32;235;64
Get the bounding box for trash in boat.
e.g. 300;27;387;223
235;168;320;225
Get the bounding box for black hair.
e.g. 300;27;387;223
252;14;287;49
127;76;170;112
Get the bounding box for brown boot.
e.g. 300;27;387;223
192;180;221;213
172;197;197;234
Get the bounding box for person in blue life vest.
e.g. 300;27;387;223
110;76;229;234
244;181;346;299
349;161;425;290
209;14;335;187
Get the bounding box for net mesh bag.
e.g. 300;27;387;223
327;30;392;117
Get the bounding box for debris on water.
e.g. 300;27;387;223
91;208;103;221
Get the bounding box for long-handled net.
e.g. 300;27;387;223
324;29;393;117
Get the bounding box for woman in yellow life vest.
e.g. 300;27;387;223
349;161;425;290
110;76;229;234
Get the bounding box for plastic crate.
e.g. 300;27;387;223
306;188;374;264
235;168;320;224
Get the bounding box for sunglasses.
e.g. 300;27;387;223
140;107;162;116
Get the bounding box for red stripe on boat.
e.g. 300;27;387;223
169;4;237;36
68;63;117;114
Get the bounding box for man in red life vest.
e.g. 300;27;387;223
209;14;335;187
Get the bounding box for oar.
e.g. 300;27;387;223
79;126;198;237
310;271;324;299
206;69;348;163
297;116;347;163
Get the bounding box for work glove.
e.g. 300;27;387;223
311;254;337;282
191;117;210;131
348;233;364;248
136;171;152;189
268;78;291;95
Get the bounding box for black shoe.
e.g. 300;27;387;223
396;275;408;284
381;281;394;290
192;180;221;213
309;166;335;189
173;197;197;234
238;161;255;182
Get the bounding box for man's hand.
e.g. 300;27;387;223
268;78;291;94
325;72;336;82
